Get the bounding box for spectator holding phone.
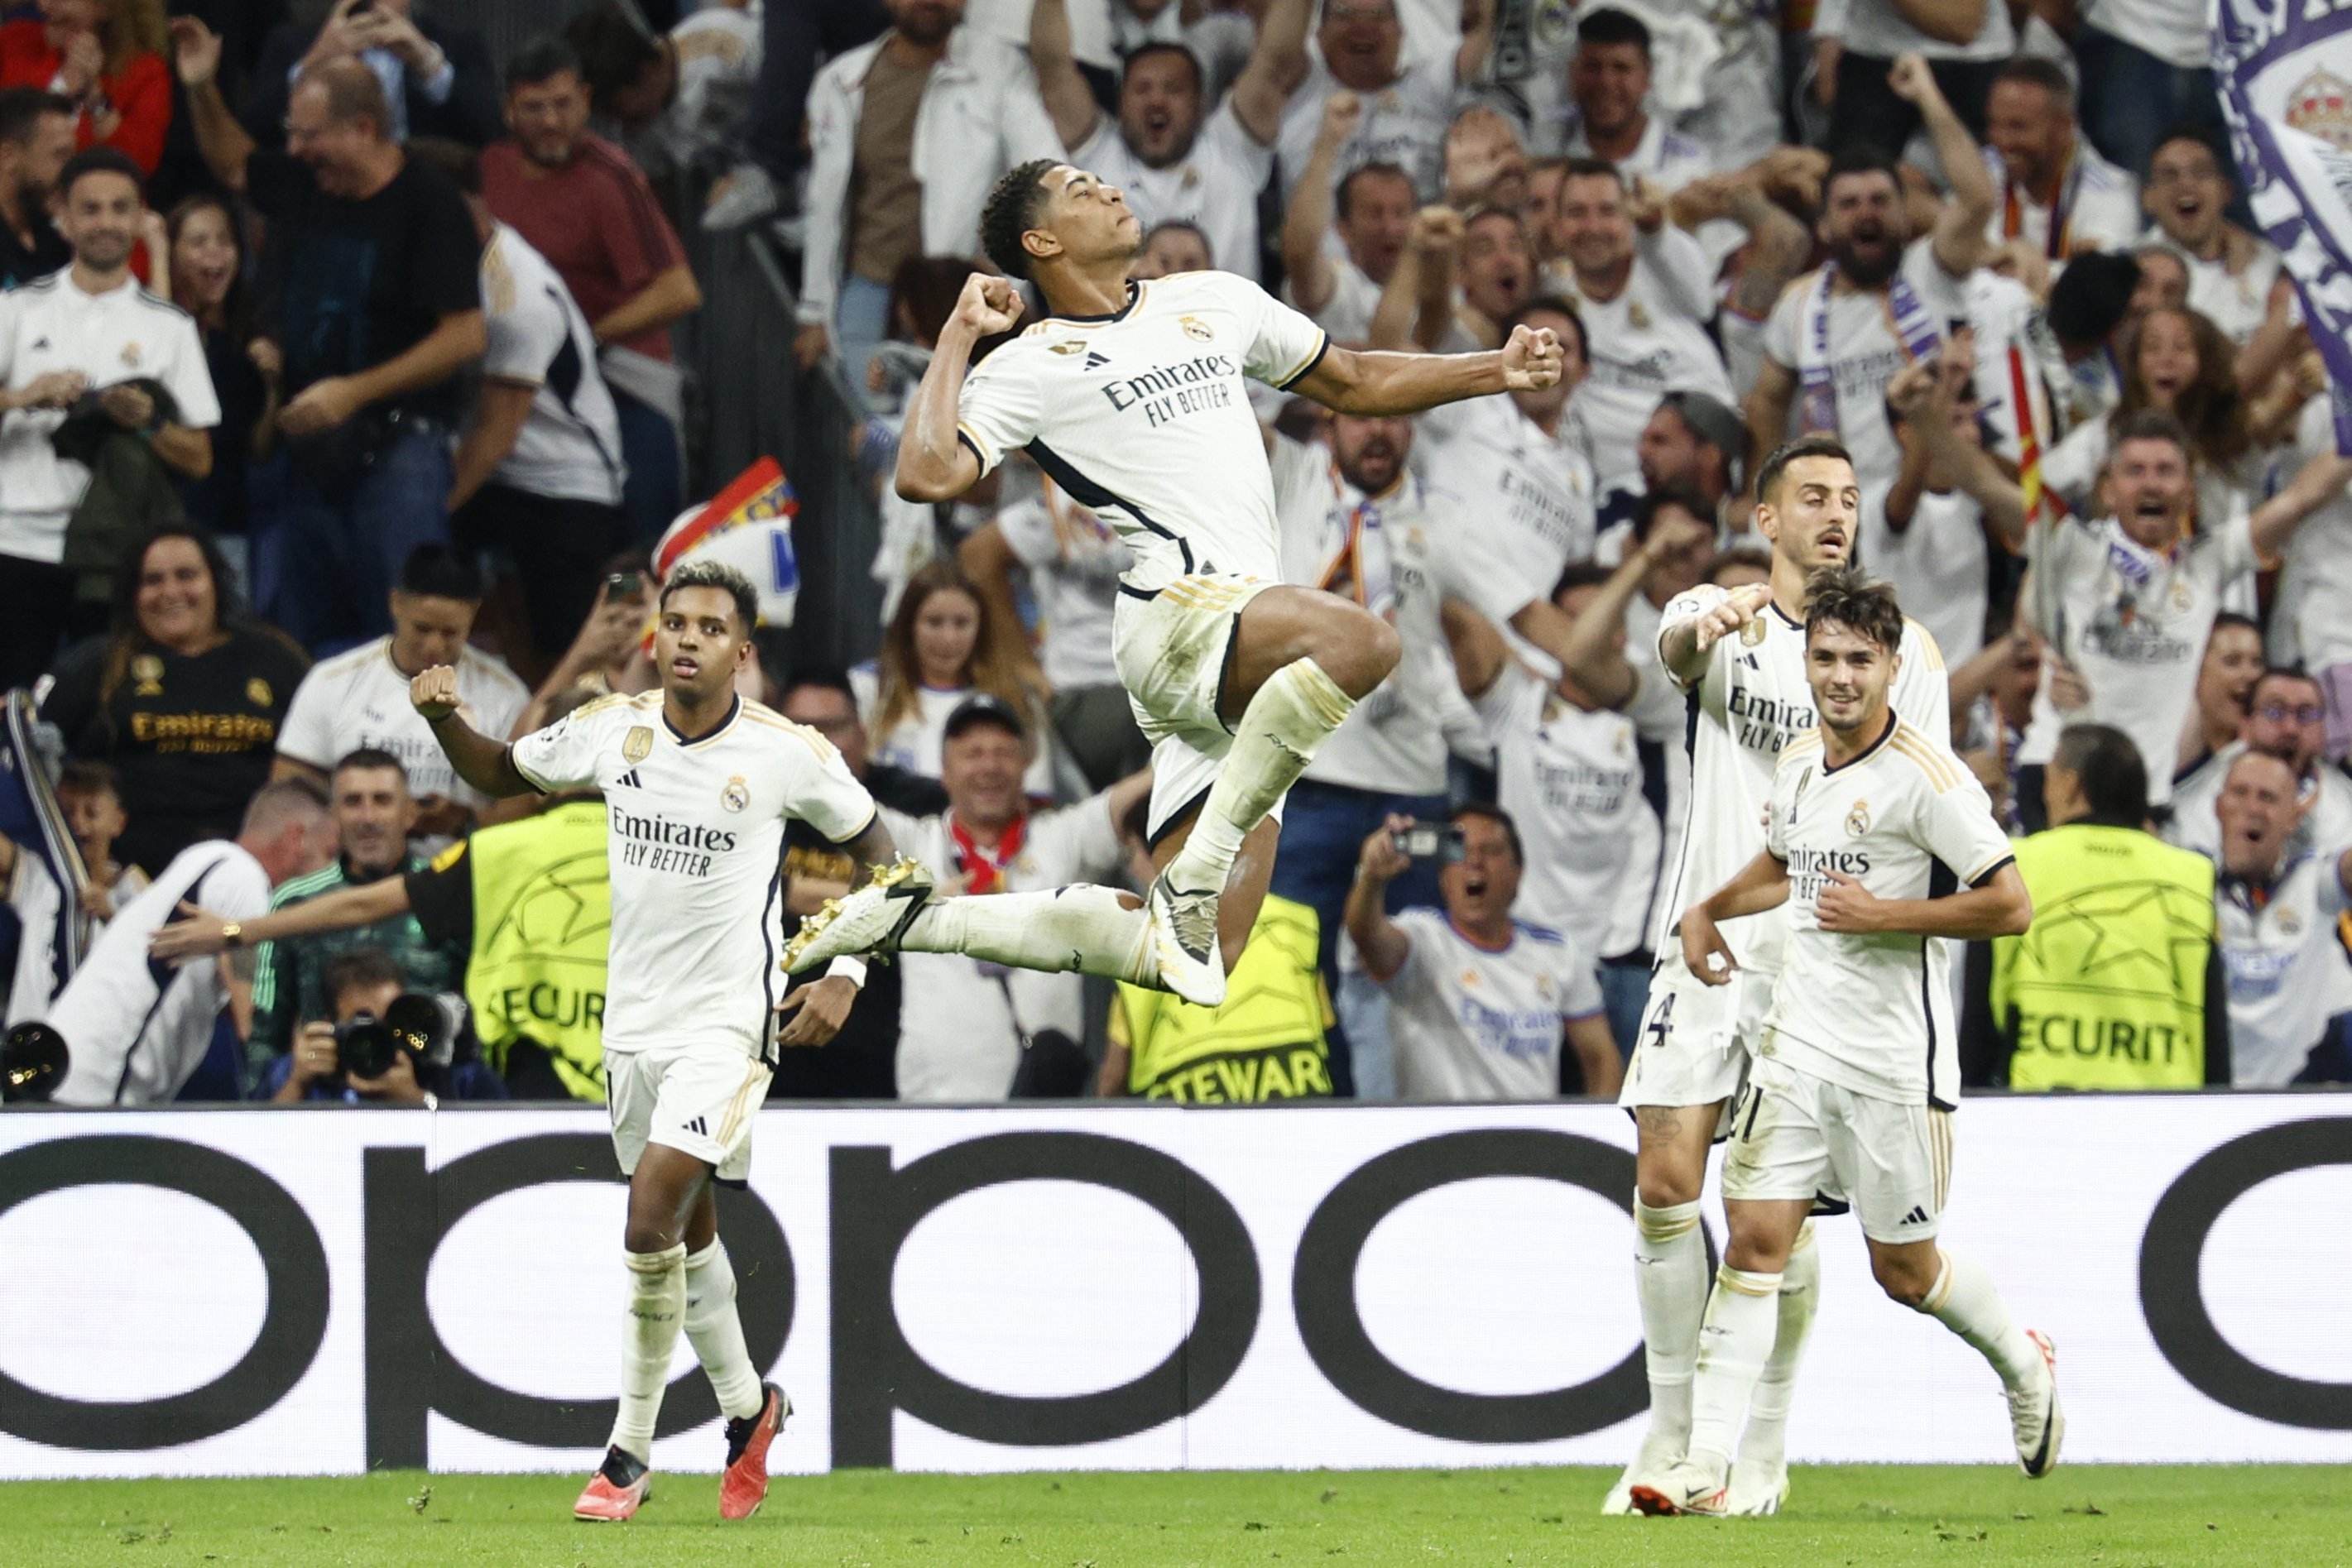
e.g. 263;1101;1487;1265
1346;805;1624;1100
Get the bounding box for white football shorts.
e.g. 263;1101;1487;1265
1618;966;1769;1115
607;1041;773;1186
1111;572;1281;844
1721;1051;1953;1244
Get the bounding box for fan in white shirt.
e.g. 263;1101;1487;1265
47;781;334;1106
1872;356;2001;664
1750;60;1995;501
1978;60;2139;272
1030;0;1309;285
2211;750;2352;1086
1280;93;1417;342
1276;0;1495;200
2141;130;2285;347
2165;670;2352;866
274;546;530;831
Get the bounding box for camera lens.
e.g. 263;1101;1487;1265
1;1023;69;1103
334;1014;400;1081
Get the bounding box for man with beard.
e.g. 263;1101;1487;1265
794;0;1058;373
1276;0;1495;202
2168;666;2352;865
2023;414;2352;808
1624;391;1744;539
0;89;73;289
1031;0;1309;285
1750;55;1994;502
2141;126;2288;346
1282;94;1414;339
0;147;218;688
1979;58;2138;270
482;37;700;540
1266;407;1456;1095
2209;750;2352;1086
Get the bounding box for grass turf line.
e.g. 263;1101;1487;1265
7;1465;2347;1566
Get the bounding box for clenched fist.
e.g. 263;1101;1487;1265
955;274;1025;337
1500;324;1566;391
410;664;461;722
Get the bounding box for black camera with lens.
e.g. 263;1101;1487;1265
1;1022;68;1103
334;993;458;1080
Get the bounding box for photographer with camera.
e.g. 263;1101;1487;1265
1346;805;1623;1100
263;945;504;1104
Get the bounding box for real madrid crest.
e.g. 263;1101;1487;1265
246;678;271;707
1178;314;1212;342
2168;575;2193;612
722;774;751;813
132;654;164;696
1628;300;1651;330
120;341;142;368
2278;904;2304;936
622;726;654;764
1846;798;1871;837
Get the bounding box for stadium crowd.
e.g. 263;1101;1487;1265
3;0;2351;1109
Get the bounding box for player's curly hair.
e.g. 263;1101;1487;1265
981;158;1061;280
660;559;761;635
1802;565;1904;655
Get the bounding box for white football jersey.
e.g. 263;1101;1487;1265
953;271;1328;592
511;692;878;1060
2217;855;2352;1086
278;636;530;813
1764;717;2015;1108
1651;587;1951;978
1380;908;1606;1101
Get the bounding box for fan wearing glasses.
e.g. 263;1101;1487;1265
2167;666;2352;865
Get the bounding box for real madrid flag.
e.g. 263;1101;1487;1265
652;457;801;627
2215;0;2352;451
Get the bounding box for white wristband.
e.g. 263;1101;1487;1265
824;956;869;990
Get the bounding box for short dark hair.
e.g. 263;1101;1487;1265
1756;434;1853;506
397;544;482;602
1500;294;1587;364
0;86;73;147
1452;802;1524;866
1335;161;1413;223
2110;407;2192;461
1143;218;1211;266
333;746;409;785
2046;250;2139;347
1708;544;1772;584
1559;155;1625;189
1121;42;1203;97
405;136;481;197
1992;55;2075;114
55;760;120;799
1802;565;1905;655
1576;7;1650;54
781;667;858;708
1632;484;1715;544
55;146;143;204
2250;664;2322;706
1654;390;1749;490
565;3;664;104
506;35;583;94
660;559;761;633
2052;722;2148;823
324;945;404;1007
981;158;1061;281
1824;142;1903;199
2149;122;2229;184
2210;610;2262;642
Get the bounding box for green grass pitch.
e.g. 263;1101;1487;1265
7;1465;2349;1567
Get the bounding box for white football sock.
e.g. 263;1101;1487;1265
683;1239;766;1422
1163;657;1355;895
1632;1197;1706;1449
609;1243;687;1460
1737;1220;1820;1473
1684;1264;1782;1476
898;885;1159;984
1921;1247;2042;1389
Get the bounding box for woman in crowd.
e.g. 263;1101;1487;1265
40;527;310;877
0;0;171;173
2041;304;2264;529
166;194;279;575
852;561;1054;796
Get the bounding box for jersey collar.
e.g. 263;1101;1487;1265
1819;712;1897;775
664;693;741;746
1050;280;1143;325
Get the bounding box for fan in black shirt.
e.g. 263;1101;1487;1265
0;88;74;290
41;528;309;877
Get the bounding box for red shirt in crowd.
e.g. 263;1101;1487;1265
0;22;170;174
480;132;688;363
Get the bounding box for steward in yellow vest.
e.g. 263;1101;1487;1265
1102;894;1336;1101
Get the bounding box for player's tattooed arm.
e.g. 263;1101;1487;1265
410;666;533;798
1681;849;1791;985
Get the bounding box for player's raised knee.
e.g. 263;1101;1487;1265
1870;1244;1939;1308
1309;599;1399;698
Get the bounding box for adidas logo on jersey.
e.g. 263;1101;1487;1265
1901;1205;1932;1226
684;1115;709;1136
1083;351;1111;370
617;769;643;789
